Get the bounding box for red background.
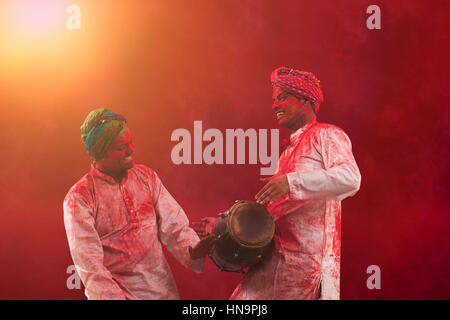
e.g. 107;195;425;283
0;0;449;299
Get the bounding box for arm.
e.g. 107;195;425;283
287;127;361;201
150;171;205;273
63;191;126;300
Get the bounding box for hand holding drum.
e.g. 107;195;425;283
192;200;275;273
189;218;217;260
192;217;218;240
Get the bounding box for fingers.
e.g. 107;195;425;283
255;181;272;201
268;191;283;205
256;179;277;204
190;235;217;259
193;230;210;237
256;175;289;205
192;223;206;232
201;217;217;225
256;187;276;205
192;221;206;227
201;217;217;235
192;219;213;230
194;217;216;227
202;235;217;246
256;175;275;199
198;233;209;240
256;185;284;205
192;218;217;240
192;221;208;239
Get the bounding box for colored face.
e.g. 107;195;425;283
97;129;135;174
271;87;312;131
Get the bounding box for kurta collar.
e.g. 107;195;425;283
289;120;317;145
90;163;128;185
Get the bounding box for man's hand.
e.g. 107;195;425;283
189;236;216;259
192;217;217;240
255;174;290;205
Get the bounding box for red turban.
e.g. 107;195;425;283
271;67;324;113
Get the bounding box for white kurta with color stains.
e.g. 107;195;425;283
231;120;361;300
63;164;203;300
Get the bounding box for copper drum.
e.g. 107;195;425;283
209;200;275;273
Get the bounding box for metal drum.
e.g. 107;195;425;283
209;200;275;273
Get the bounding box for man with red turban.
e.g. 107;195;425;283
63;108;214;300
197;67;361;300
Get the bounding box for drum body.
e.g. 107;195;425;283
209;200;275;273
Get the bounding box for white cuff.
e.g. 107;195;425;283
286;171;304;201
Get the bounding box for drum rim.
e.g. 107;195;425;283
227;200;275;248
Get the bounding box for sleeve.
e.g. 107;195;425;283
150;171;205;273
63;190;127;300
286;127;361;201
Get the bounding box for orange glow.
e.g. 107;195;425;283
0;0;101;104
0;0;68;69
3;0;64;36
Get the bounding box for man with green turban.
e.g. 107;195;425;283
80;108;129;161
63;108;214;300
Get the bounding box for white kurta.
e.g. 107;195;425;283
63;164;203;300
231;120;361;300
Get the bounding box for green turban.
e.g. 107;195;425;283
80;108;128;160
